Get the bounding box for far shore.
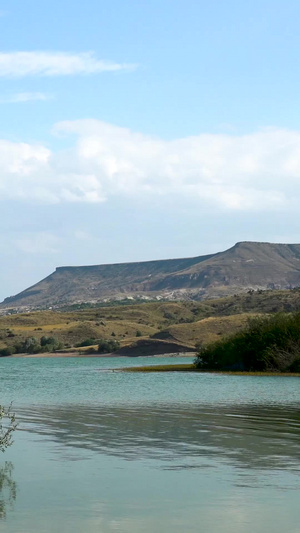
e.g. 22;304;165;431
11;352;120;358
7;353;300;375
10;351;195;359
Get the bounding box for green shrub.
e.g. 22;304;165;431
0;347;16;357
75;338;97;347
195;312;300;372
97;339;120;354
12;335;63;354
40;336;55;346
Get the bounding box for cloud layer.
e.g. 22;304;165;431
0;51;134;77
0;92;52;103
1;120;300;211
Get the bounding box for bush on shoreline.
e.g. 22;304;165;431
97;339;120;353
195;312;300;372
0;336;63;356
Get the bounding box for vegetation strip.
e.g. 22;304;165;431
122;363;197;372
195;311;300;372
2;291;300;367
122;364;300;375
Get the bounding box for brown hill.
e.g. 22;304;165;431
1;290;300;356
2;241;300;309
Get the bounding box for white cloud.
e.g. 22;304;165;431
0;92;52;103
1;121;300;211
0;51;136;77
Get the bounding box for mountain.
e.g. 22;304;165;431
2;241;300;309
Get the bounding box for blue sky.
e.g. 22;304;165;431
1;0;300;301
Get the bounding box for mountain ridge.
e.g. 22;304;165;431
3;241;300;309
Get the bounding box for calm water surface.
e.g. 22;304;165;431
0;356;300;532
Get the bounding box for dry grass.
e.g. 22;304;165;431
1;290;300;354
154;313;261;347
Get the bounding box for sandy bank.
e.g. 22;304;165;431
10;351;195;359
11;352;119;358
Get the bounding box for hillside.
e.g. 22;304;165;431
2;241;300;309
1;290;300;356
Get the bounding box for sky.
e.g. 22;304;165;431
1;0;300;301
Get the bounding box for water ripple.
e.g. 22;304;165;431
14;402;300;475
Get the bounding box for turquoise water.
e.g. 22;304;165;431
1;357;300;532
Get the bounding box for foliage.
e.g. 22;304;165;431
0;462;17;518
0;347;16;356
195;312;300;372
0;336;63;356
0;405;17;453
97;339;120;353
75;338;97;348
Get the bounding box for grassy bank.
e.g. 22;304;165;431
123;363;300;375
122;363;197;372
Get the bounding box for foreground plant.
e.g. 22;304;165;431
195;312;300;372
0;405;17;452
0;462;17;518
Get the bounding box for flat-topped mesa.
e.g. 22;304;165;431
55;253;214;272
2;242;300;309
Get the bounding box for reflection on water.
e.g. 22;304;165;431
2;360;300;533
17;402;300;476
0;462;17;519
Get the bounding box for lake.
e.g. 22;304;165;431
1;356;300;532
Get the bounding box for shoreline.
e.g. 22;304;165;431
122;363;300;376
10;351;195;359
7;353;300;375
11;352;125;358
